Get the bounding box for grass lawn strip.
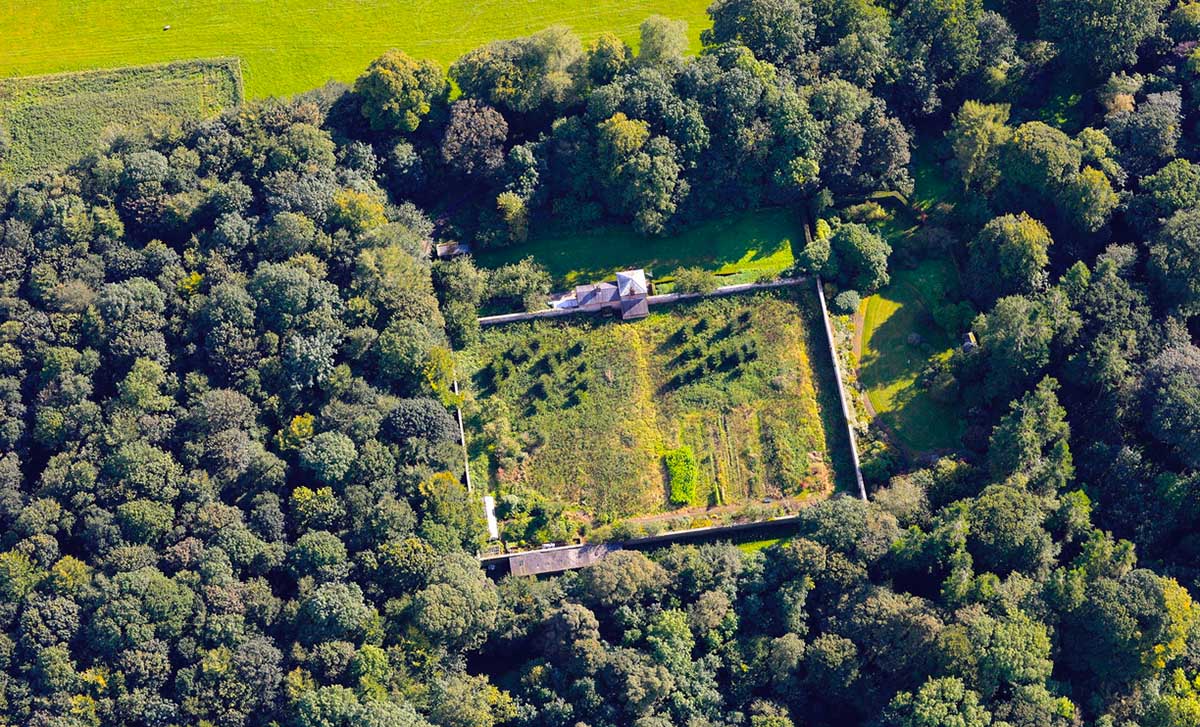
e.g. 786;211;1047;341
473;207;802;289
857;260;963;454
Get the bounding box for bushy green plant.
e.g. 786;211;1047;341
833;289;861;315
664;446;698;506
671;266;721;294
860;437;901;486
1171;2;1200;41
843;201;889;223
934;300;975;337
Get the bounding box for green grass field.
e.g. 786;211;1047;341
858;260;963;454
474;207;802;289
459;290;840;532
0;0;712;100
0;59;241;182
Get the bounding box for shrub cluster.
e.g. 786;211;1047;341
664;445;699;505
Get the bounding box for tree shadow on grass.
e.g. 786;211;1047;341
859;265;965;455
474;207;803;287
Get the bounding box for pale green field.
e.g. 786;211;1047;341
0;0;712;99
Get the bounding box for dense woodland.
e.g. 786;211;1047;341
2;0;1200;725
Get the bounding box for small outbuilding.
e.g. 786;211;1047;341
620;296;650;320
616;269;648;298
508;543;621;577
435;241;470;259
575;281;619;308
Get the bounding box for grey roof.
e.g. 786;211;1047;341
594;283;618;302
509;544;621;577
574;285;595;306
620;296;650;320
616;269;648;298
576;282;618;307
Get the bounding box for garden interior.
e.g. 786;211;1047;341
457;288;846;546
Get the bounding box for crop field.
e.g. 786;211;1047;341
0;0;712;100
459;289;843;535
474;207;802;289
0;59;241;183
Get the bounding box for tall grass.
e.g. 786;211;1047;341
0;58;242;183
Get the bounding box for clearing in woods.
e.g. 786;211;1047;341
458;289;847;538
858;259;964;454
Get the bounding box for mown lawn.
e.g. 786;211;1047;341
0;59;241;182
474;207;802;289
858;260;964;454
459;290;840;528
0;0;712;100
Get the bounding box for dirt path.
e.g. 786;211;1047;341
850;306;880;420
851;308;866;361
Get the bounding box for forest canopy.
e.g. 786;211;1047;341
2;0;1200;726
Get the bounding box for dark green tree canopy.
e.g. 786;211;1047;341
2;2;1200;726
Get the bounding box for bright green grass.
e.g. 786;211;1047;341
858;260;963;454
737;537;787;553
0;59;241;182
459;290;839;523
473;207;802;288
0;0;712;100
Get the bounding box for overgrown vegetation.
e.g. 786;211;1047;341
664;445;699;505
0;59;242;183
459;290;838;538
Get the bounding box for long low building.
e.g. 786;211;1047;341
505;543;622;577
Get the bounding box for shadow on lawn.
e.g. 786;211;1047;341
474;207;803;287
858;271;963;454
858;287;942;392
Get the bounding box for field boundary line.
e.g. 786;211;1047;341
480;513;810;574
0;56;243;92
